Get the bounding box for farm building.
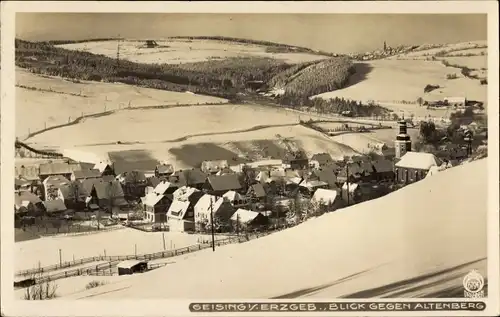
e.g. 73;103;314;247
444;96;467;107
246;183;267;202
117;260;148;276
310;153;334;169
309;168;338;189
14;191;44;216
58;182;88;209
71;169;101;182
311;188;340;212
282;153;309;170
230;208;268;231
201;160;229;175
203;174;243;196
180;168;209;190
336;162;363;184
38;162;84;181
395;152;441;185
155;164;175;178
117;171;148;199
86;179;128;213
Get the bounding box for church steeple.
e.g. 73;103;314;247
395;119;412;159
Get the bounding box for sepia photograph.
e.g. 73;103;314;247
1;1;499;316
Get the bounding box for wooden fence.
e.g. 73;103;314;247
16;231;272;284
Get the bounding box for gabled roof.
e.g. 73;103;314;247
182;168;208;185
395;152;440;170
58;182;88;200
312;169;337;187
358;161;374;174
255;170;271;183
117;171;147;183
167;172;187;188
300;180;329;189
93;180;126;201
102;175;116;182
153;181;172;195
142;192;167;207
372;159;394;173
167;199;191;218
93;161;111;173
43;175;71;188
39;162;74;176
194;194;224;217
43;199;67;213
81;178;102;196
14;191;42;206
311;153;333;165
72;169;101;179
230;209;261;224
112;160;159;175
223;190;245;202
247;183;266;198
117;260;147;269
156;164;174;175
173;186;200;201
15;165;39;181
15;178;31;188
341;182;359;193
312;188;338;205
206;174;242;192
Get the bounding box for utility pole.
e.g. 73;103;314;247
346;163;350;206
236;213;240;236
210;197;215;252
162;232;166;251
59;249;62;266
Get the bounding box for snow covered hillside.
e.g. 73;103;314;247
61;159;487;300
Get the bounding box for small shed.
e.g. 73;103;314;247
117;260;148;276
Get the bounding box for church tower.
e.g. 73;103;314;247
395;119;412;159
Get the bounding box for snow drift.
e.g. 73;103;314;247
62;159;487;300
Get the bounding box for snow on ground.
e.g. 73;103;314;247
390;41;487;60
57;39;329;65
439;56;488;71
315;58;487;113
444;47;488;57
59;159;487;299
15;69;228;138
15;228;227;272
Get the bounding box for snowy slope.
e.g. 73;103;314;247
61;159;487;300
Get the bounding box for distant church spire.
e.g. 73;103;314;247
383;41;387;51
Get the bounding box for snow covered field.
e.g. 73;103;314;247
57;39;329;65
15;228;227;272
16;69;228;138
57;159;487;299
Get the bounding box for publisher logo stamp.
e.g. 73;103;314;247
463;270;485;298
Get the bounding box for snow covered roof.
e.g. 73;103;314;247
194;194;223;217
43;175;71;188
201;160;229;173
93;161;111;173
72;169;101;180
312;189;338;205
153;181;172;195
14;191;41;207
230;209;262;224
395;152;440;170
172;186;200;201
156;164;174;175
300;180;328;188
222;190;244;201
341;182;359;193
117;260;147;269
142;192;166;207
167;199;191;219
43;199;67;213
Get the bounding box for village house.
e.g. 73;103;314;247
309;153;334;169
341;182;361;205
394;152;441;185
336;162;363;184
167;186;204;232
14;191;45;216
116;171;148;199
371;159;395;182
87;179;129;213
282;153;309;170
203;174;243;196
298;179;329;197
181;168;209;190
309;168;338;190
201;160;229;175
58;181;88;210
357;160;375;182
155;163;175;178
70;169;101;182
43;175;71;201
222;190;250;208
38;162;82;181
15;164;40;182
42;199;67;215
15;178;32;191
167;171;188;189
246;183;267;203
230;208;268;232
311;188;339;212
142;192;172;223
194;194;235;232
93;161;115;177
152;180;178;197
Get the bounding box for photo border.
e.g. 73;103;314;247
1;1;498;316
